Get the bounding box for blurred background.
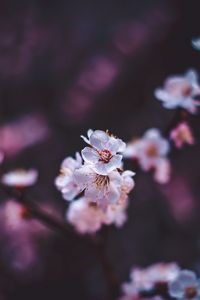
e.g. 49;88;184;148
0;0;200;299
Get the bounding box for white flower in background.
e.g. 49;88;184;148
55;152;82;201
169;270;200;300
81;129;126;175
170;122;194;149
192;38;200;51
67;197;128;234
120;263;180;300
124;129;170;184
74;164;122;208
1;169;38;188
155;70;200;114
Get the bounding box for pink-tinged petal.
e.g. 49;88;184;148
124;142;140;158
144;128;161;139
81;135;90;145
93;161;109;175
61;157;77;169
89;130;109;150
109;170;122;186
178;270;197;287
159;140;170;156
80;129;94;145
81;147;99;164
122;170;136;177
106;137;126;153
75;152;82;165
107;183;120;203
154;89;172;102
105;155;122;173
169;280;184;298
85;183;101;202
154;159;171;184
1;169;38;188
186;69;198;85
74;165;95;188
62;184;80;201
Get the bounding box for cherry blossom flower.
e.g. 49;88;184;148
55;153;82;201
155;70;200;114
56;129;135;211
1;169;38;188
81;129;126;175
66;197;128;234
124;129;170;184
120;263;180;300
74;164;123;208
170;122;194;149
169;270;200;300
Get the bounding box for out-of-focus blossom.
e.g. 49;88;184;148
170;122;194;148
55;153;82;201
67;197;128;234
120;263;180;300
0;199;50;274
155;70;200;114
0;114;50;157
124;129;170;184
119;170;135;203
159;177;195;223
192;38;200;51
169;270;200;300
81;129;126;175
1;169;38;188
78;57;119;92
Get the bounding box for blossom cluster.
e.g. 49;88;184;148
124;69;200;184
55;129;135;234
120;263;200;300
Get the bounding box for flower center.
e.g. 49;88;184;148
99;149;112;163
146;145;158;157
181;84;192;97
185;287;197;299
167;81;192;98
95;175;110;187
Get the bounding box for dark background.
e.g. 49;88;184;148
0;0;200;299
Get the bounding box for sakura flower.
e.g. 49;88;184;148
67;197;127;234
192;38;200;51
1;169;38;188
74;164;122;208
124;129;170;184
81;129;126;175
169;270;200;300
55;152;82;201
170;122;194;149
155;70;200;114
120;263;180;300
